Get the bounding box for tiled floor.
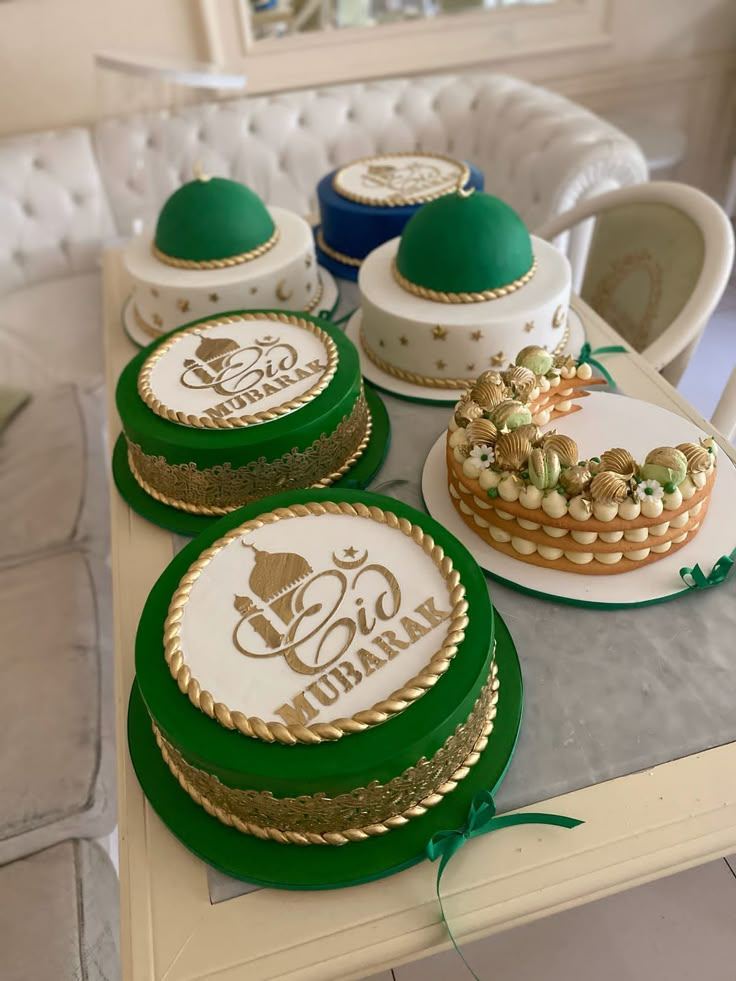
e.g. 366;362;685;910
362;273;736;981
364;857;736;980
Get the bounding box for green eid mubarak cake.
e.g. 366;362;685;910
358;189;572;388
133;490;502;847
116;311;372;517
124;171;325;341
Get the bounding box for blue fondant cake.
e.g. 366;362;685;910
315;153;484;281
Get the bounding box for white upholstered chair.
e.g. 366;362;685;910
536;182;735;386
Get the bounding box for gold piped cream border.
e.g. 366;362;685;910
359;322;570;390
152;658;497;845
152;226;280;269
333;151;470;208
392;256;537;304
138;312;338;430
164;501;469;745
316;228;362;268
126;396;372;516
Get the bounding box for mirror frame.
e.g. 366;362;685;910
199;0;612;95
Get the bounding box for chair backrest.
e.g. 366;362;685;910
537;183;734;383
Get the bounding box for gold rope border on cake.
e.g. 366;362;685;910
151;226;280;269
152;660;497;845
392;256;537;304
138;312;338;430
332;152;471;208
131;275;325;342
164;501;469;745
359;321;570;390
316;228;362;268
126;393;372;516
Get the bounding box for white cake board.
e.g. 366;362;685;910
121;267;340;349
346;308;586;405
422;391;736;607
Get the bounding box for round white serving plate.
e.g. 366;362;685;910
122;267;340;349
422;390;736;607
345;307;586;405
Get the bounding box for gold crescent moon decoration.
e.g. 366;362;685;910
331;549;368;570
276;279;293;302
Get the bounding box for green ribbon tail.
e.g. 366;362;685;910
427;792;583;980
680;546;736;590
577;342;627;388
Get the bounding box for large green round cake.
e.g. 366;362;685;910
116;311;373;518
133;489;503;849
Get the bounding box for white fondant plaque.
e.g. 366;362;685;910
175;511;458;728
141;317;336;429
333;154;469;206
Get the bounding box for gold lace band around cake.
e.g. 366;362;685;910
333;152;471;208
138;312;338;430
152;226;280;269
316;228;362;268
392;256;537;304
164;500;469;745
126;390;371;516
360;322;570;390
153;658;497;845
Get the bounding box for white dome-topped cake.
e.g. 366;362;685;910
124;171;324;342
358;188;571;388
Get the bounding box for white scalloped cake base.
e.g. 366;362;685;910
422;391;736;606
346;307;586;404
122;268;340;349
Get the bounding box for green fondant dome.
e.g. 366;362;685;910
154;176;275;263
395;191;534;295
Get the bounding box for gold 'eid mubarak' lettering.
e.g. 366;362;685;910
179;332;326;421
230;541;450;722
362;161;452;196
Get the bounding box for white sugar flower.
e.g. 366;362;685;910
636;478;663;502
469;444;495;469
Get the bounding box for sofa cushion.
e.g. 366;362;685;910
0;271;103;390
0;840;119;981
0;383;108;564
0;550;115;865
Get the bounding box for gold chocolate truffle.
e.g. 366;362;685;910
559;464;593;496
454;398;484;427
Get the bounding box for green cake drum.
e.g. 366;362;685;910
132;490;519;860
116;311;383;521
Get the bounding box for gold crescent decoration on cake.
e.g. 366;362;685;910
331;548;369;570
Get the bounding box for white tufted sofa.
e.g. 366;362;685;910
0;71;645;980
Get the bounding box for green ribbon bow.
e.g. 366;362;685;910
577;343;627;388
426;791;583;979
680;547;736;590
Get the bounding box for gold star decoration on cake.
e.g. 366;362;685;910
466;363;475;372
490;351;505;366
250;286;258;294
379;339;385;347
343;546;358;558
152;313;163;327
399;336;408;346
524;320;535;332
432;325;448;340
470;330;483;341
208;292;219;302
436;359;447;370
150;288;159;298
305;255;313;268
176;299;191;313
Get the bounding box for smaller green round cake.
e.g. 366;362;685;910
395;190;534;296
116;311;372;517
154;175;276;264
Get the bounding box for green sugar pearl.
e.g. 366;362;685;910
644;487;654;496
590;456;601;464
664;481;677;494
487;487;499;499
521;471;529;480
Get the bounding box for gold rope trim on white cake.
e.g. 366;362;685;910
316;228;362;268
332;151;471;208
152;226;280;269
359;322;570;390
137;312;338;430
392;256;537;304
163;501;469;745
151;658;497;845
126;392;371;515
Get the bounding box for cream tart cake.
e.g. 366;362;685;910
445;346;718;574
124;172;325;342
358;188;571;389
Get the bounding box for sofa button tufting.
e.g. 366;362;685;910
32;158;44;169
23;202;34;217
